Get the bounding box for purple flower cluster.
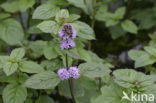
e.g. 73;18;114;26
58;24;77;50
57;67;80;80
57;68;70;80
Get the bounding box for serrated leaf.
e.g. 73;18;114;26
109;25;126;39
114;7;126;19
35;95;54;103
41;59;63;71
1;1;19;13
24;71;60;89
128;50;148;60
121;20;138;34
1;0;35;12
113;69;155;88
37;20;59;34
0;19;24;45
72;21;95;40
67;0;91;14
10;48;25;60
58;80;84;98
96;6;126;27
55;9;69;23
32;4;59;19
18;0;35;12
43;47;59;60
0;56;9;69
19;61;44;74
92;85;129;103
67;48;82;59
129;50;156;68
67;14;80;22
135;55;155;68
2;84;27;103
79;62;111;79
28;40;47;58
77;48;91;62
144;46;156;57
3;62;18;76
0;13;11;20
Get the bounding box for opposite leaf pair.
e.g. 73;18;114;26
57;66;80;80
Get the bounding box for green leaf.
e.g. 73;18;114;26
128;50;148;60
77;48;91;62
37;20;59;34
121;20;138;34
0;19;24;45
58;80;84;98
3;62;18;76
79;62;111;79
0;13;11;20
72;21;95;40
28;40;47;58
32;4;59;19
131;9;156;30
144;46;156;57
25;99;33;103
19;61;44;74
114;7;126;19
28;25;42;34
67;0;86;13
35;95;54;103
1;0;35;12
10;48;25;60
41;59;63;71
135;55;155;68
67;0;92;14
55;9;69;23
24;71;60;89
18;0;35;12
2;84;27;103
67;48;82;60
43;47;59;60
92;85;129;103
129;50;156;68
67;14;80;22
96;6;126;27
1;1;19;13
87;51;103;63
109;25;126;39
113;69;155;89
0;56;9;69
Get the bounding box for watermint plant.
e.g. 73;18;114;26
0;0;155;103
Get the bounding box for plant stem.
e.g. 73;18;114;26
98;78;102;91
65;54;76;103
19;12;25;30
88;0;97;50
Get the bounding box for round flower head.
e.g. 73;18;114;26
68;66;80;79
57;68;70;80
58;24;77;39
60;39;75;50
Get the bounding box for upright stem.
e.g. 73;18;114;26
98;78;102;91
88;0;97;50
19;12;25;30
66;54;76;103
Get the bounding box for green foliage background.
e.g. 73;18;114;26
0;0;156;103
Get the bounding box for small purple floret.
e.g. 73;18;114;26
60;39;75;50
68;66;80;79
58;24;77;39
57;68;70;80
